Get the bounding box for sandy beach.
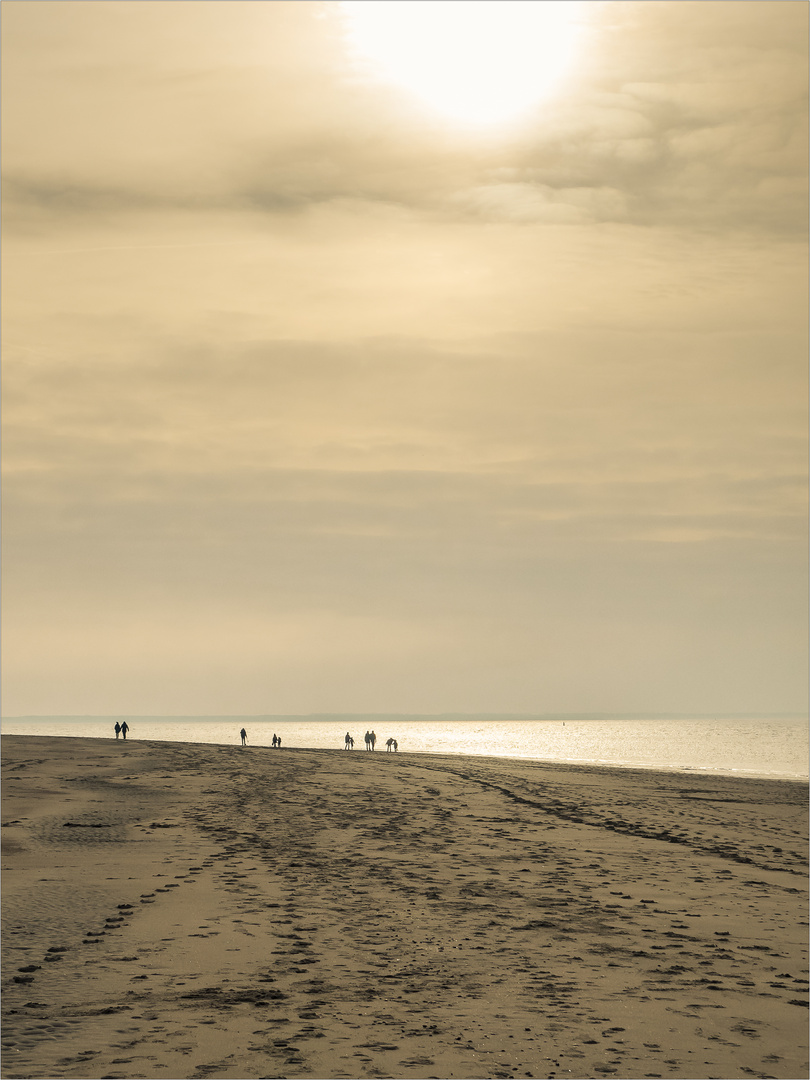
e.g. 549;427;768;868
2;736;807;1080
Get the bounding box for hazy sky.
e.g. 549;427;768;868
3;1;807;717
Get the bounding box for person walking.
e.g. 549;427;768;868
240;727;248;746
114;722;121;740
120;721;129;740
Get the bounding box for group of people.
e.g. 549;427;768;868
344;731;400;751
352;731;397;751
240;729;282;747
113;723;398;750
112;724;397;752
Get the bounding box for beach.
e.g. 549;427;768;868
2;736;807;1080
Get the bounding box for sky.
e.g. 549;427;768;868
2;0;807;717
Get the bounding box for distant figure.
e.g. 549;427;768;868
345;732;351;750
370;730;376;750
240;727;247;746
114;722;121;740
120;721;129;741
386;737;394;752
393;739;398;752
272;734;278;748
364;730;371;750
350;736;354;749
277;736;282;748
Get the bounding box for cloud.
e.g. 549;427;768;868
3;2;806;235
451;181;628;223
2;1;806;715
5;322;805;566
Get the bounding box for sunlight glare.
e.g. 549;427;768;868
341;0;583;127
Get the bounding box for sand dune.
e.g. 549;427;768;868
2;735;807;1080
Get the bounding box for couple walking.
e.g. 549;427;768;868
364;730;377;750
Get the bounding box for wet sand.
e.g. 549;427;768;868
2;734;808;1080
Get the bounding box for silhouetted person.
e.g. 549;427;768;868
240;727;247;746
272;734;277;747
386;738;394;752
350;736;354;749
393;739;398;752
120;721;129;740
364;731;371;750
345;732;351;750
277;736;282;748
370;730;376;750
114;722;121;740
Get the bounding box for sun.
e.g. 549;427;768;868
341;0;583;128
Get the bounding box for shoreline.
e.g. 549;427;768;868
1;731;807;785
2;735;808;1079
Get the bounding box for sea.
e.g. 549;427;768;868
1;714;807;782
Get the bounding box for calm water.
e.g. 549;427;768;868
2;714;807;781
